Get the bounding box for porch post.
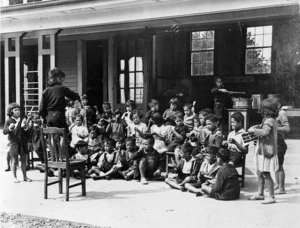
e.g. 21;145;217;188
3;32;26;110
108;35;114;108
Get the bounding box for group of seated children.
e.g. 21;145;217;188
58;95;246;200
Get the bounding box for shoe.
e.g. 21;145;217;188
261;198;276;204
141;178;148;185
47;170;54;177
106;175;112;180
274;190;286;195
125;175;131;181
196;192;203;197
180;186;187;192
4;167;11;172
248;195;264;200
93;176;103;181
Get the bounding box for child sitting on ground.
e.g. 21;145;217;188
118;137;139;180
130;110;148;148
183;103;195;132
184;146;220;195
223;112;247;166
3;103;32;183
87;126;104;168
163;97;180;126
89;138;120;180
199;147;240;200
138;135;164;184
69;114;89;148
106;109;127;142
165;143;200;191
122;100;136;136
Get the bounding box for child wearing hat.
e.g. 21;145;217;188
200;147;240;200
39;68;80;130
3;103;32;183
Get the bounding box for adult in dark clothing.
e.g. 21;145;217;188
201;147;240;200
39;68;81;130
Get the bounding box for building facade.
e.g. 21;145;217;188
1;0;300;129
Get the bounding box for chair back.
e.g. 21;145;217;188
40;127;70;163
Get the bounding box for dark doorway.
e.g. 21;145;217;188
86;40;107;108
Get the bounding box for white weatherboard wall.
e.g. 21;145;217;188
58;40;78;92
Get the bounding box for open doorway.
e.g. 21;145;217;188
86;40;107;108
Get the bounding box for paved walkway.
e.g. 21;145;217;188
0;130;300;228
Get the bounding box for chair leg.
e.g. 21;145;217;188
66;168;70;201
242;165;245;188
165;154;169;178
58;168;63;194
81;166;86;196
44;167;48;199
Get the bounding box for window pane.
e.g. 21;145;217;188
254;35;263;47
254;48;263;60
119;74;124;88
120;59;125;71
207;39;214;50
199;39;206;50
255;27;264;35
246;62;254;74
206;62;213;75
262;48;271;61
191;64;199;75
192;40;200;51
199;63;206;75
136;72;143;87
136;57;143;71
192;32;200;39
247;27;255;36
129;73;135;87
129;57;135;71
264;34;272;46
254;60;262;73
200;31;207;38
264;26;273;34
120;89;125;103
136;89;143;104
191;53;199;63
206;31;214;38
247;35;255;48
246;49;254;61
129;89;135;100
199;52;206;62
206;51;213;61
262;60;271;73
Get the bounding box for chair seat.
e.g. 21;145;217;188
48;159;86;169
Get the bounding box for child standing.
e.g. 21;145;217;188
106;109;127;142
80;94;95;129
130;110;148;148
39;68;80;130
138;136;164;184
69;115;89;148
248;98;279;204
163;98;180;126
121;100;136;136
224;112;248;166
3;103;32;183
165;143;200;191
200;148;240;200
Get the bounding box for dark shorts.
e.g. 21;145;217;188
190;180;202;189
230;152;242;166
278;140;287;166
47;111;69;131
175;173;190;183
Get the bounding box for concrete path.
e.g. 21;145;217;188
0;130;300;228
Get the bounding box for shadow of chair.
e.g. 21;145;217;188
40;127;86;201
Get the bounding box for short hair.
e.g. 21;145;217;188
126;100;137;109
126;136;136;145
193;114;199;121
48;68;65;81
75;114;84;121
148;99;159;108
214;76;223;82
207;146;218;156
199;108;212;116
169;97;180;106
144;135;155;145
175;111;184;120
102;102;111;109
217;147;230;162
130;110;143;120
181;143;193;154
151;112;163;125
205;114;219;123
231;112;244;125
89;125;100;135
183;103;193;110
259;98;279;118
82;94;88;100
104;138;116;147
113;109;122;116
7;103;20;117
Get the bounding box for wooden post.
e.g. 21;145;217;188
108;35;114;108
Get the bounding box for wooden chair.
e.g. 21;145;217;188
235;152;247;188
165;152;176;178
40;127;86;201
27;147;41;169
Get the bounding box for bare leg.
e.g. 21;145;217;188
275;166;286;193
201;184;212;196
174;148;181;166
5;151;11;171
21;154;31;182
11;156;20;183
264;172;275;199
99;166;117;178
165;178;182;190
184;183;202;193
257;171;265;196
139;158;148;184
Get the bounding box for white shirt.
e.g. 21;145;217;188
182;157;196;174
70;125;89;147
129;122;148;146
227;128;246;153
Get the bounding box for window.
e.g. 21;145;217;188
117;38;144;104
245;25;272;74
191;30;214;76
